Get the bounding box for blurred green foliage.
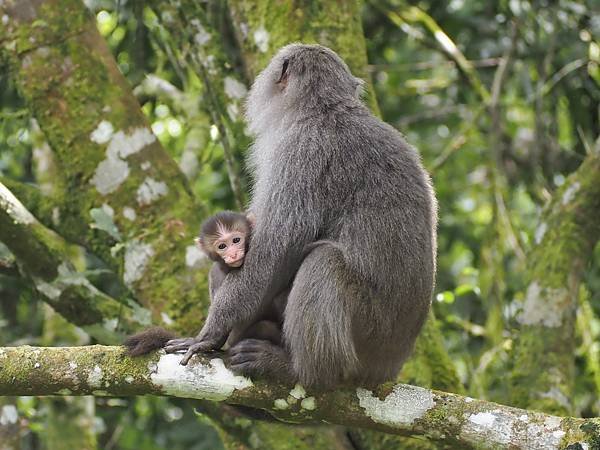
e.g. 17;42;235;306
1;0;599;448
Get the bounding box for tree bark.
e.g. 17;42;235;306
0;345;598;450
509;151;600;414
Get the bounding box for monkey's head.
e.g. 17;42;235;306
246;44;364;135
195;211;253;268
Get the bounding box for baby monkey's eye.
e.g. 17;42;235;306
233;237;241;244
218;243;227;250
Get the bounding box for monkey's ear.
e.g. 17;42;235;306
246;212;256;229
276;58;290;86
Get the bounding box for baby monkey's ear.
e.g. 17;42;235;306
245;212;256;229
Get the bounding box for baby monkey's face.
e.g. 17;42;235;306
213;229;247;267
196;212;252;268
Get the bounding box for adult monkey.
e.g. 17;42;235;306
166;44;437;389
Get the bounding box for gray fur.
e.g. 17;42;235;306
165;44;437;388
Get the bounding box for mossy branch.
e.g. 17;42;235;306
0;0;211;333
0;181;147;342
509;151;600;414
0;345;598;449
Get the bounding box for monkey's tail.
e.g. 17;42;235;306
123;327;177;356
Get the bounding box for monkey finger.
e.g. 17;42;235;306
179;341;215;366
164;338;197;353
165;337;195;347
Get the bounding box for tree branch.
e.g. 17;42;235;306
0;181;146;342
0;0;211;332
0;345;598;449
509;150;600;414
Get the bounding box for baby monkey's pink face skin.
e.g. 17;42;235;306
214;231;246;267
211;229;247;267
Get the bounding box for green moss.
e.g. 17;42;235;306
579;420;600;450
508;156;600;414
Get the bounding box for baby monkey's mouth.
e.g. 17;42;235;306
227;259;244;268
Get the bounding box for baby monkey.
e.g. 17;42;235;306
124;211;282;357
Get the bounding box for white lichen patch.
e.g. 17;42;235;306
274;399;289;410
552;430;566;440
90;154;130;195
150;356;252;401
108;128;156;159
91;127;156;195
69;362;78;370
34;362;40;368
534;222;547;245
179;150;198;179
289;384;306;400
101;203;114;217
0;405;18;425
300;397;316;411
191;20;211;46
464;397;474;403
141;161;152;171
161;312;174;325
90;120;114;144
469;412;496;426
136;177;168;206
562;181;580;205
519;414;567;449
462;409;567;449
87;365;103;388
253;26;269;53
463;410;511;446
0;182;36;224
516;281;570;327
125;375;134;383
224;77;248;100
123;207;137;221
356;385;435;428
185;245;206;269
123;240;154;286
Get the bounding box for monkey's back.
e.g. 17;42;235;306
306;107;436;330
